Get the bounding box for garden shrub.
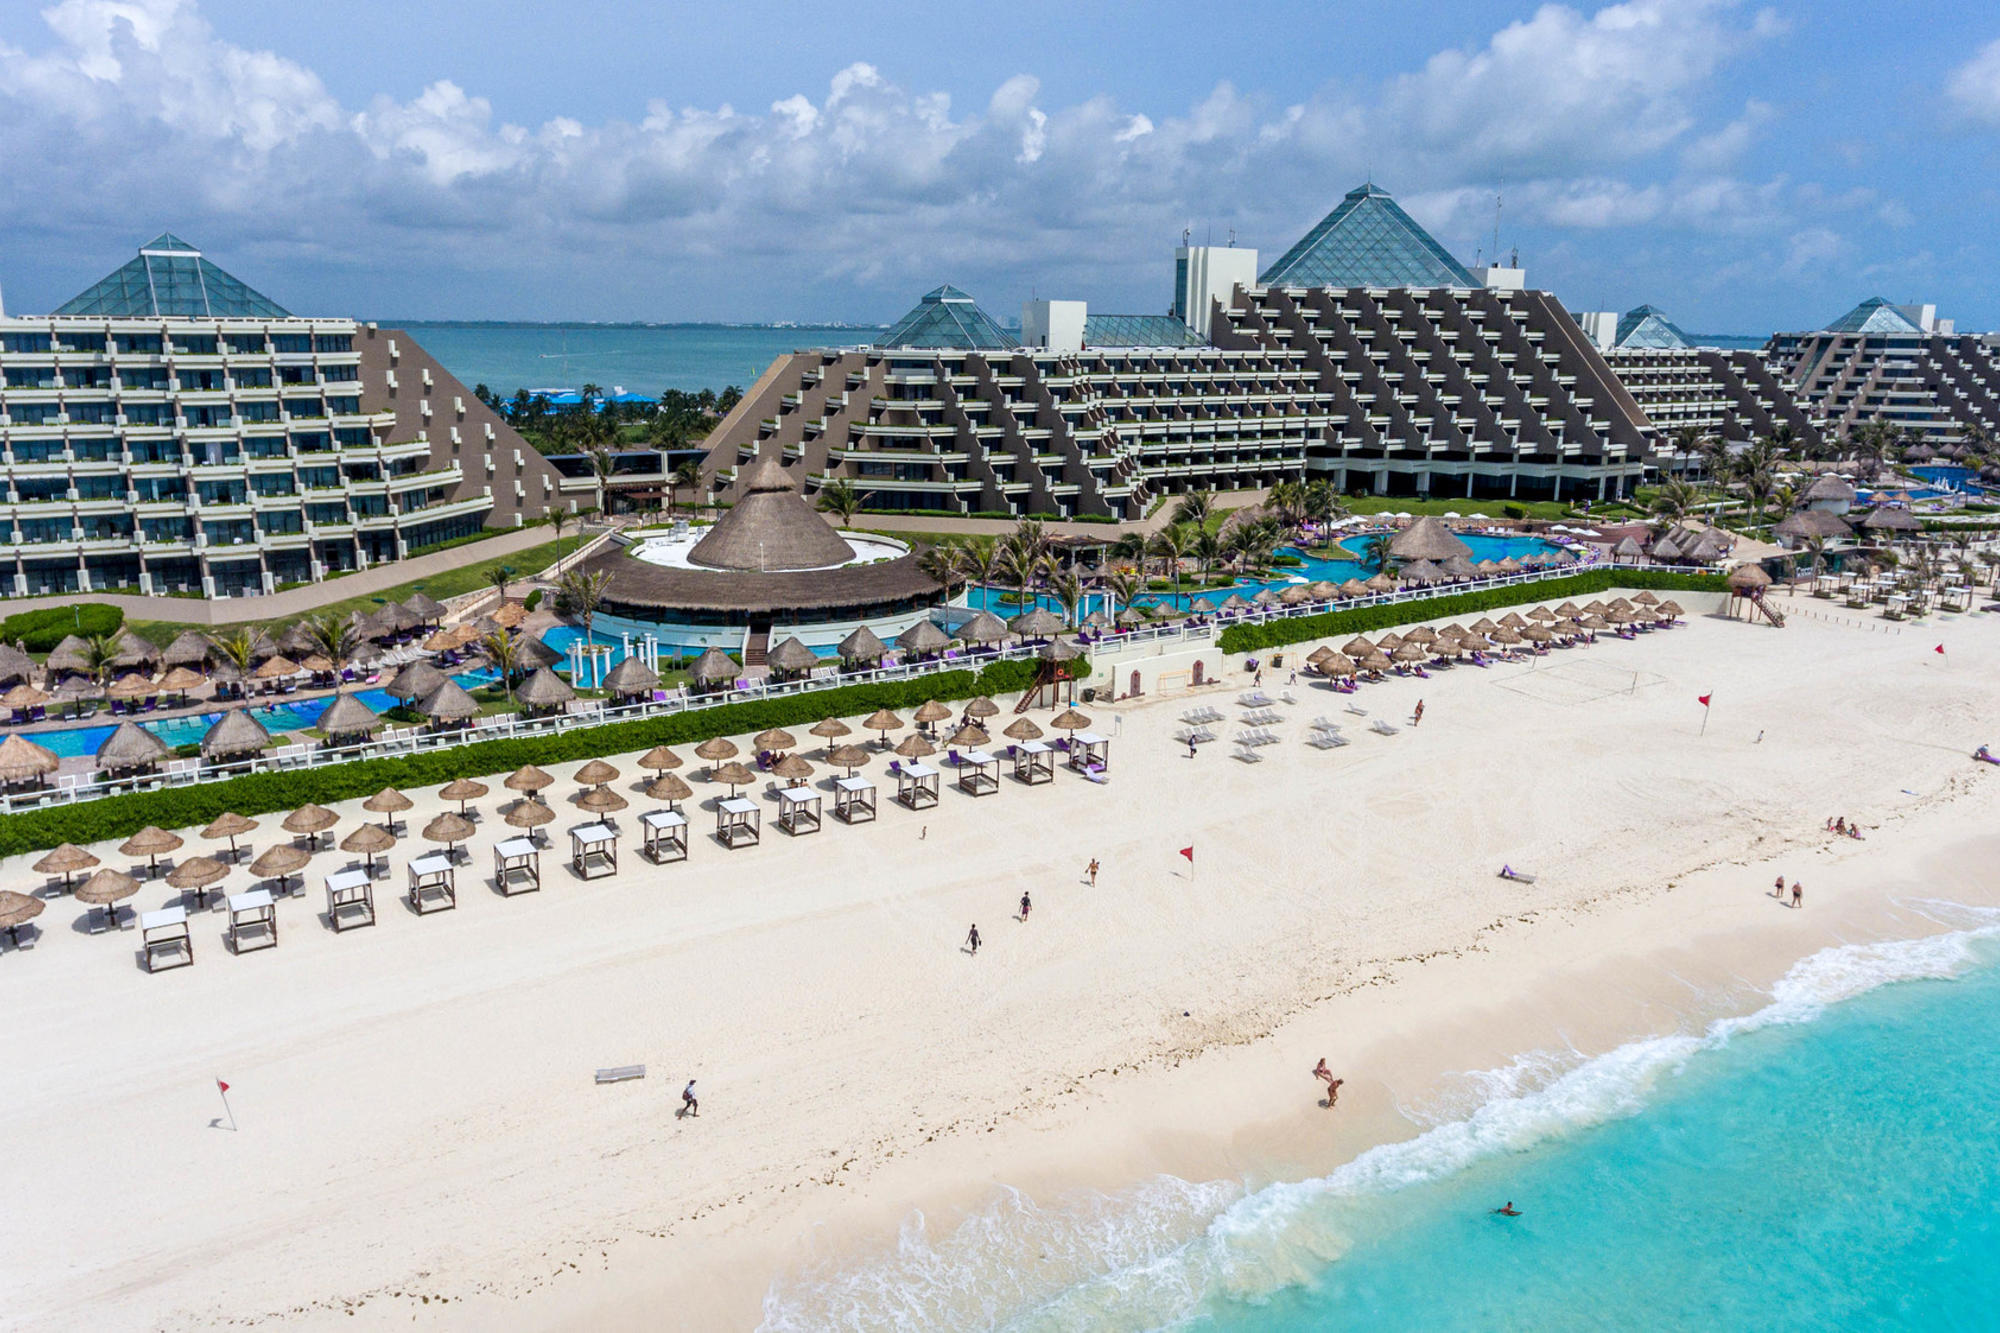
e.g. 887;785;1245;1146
0;604;123;652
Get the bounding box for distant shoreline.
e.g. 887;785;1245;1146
374;319;888;332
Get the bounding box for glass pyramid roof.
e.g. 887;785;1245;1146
1259;183;1476;290
879;285;1018;350
1082;313;1206;347
1823;297;1924;336
1613;305;1691;349
54;233;291;318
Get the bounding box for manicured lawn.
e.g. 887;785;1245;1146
128;537;572;644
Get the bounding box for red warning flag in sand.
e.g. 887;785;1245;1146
1179;846;1194;862
1697;693;1711;707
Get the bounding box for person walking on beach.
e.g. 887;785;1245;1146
1774;874;1786;901
966;924;981;955
1188;735;1198;759
1020;891;1032;921
1412;699;1425;727
1312;1058;1342;1108
1087;858;1099;887
1792;881;1804;909
681;1080;698;1117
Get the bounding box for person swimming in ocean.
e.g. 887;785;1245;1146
1493;1202;1521;1217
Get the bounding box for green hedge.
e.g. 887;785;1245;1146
1;604;124;652
0;654;1083;857
1215;571;1728;655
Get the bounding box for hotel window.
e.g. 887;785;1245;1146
74;476;121;501
232;367;272;388
56;332;106;353
322;363;358;382
133;477;182;502
72;438;118;462
224;333;267;355
272;334;311;354
173;335;219;356
1;332;52;354
278;364;315;385
62;366;112;388
238;401;279;423
114;333;163;355
325;394;360;415
244;435;287;458
70;402;116;424
284;396;323;418
126;440;176;465
334;428;371;447
181;368;225;391
120;367;170;391
7;403;60;424
312;334;353;354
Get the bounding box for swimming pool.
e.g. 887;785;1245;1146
24;673;492;760
964;532;1569;616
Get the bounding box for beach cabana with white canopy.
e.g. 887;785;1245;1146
324;867;375;931
1069;732;1110;777
715;797;760;849
776;784;822;835
494;837;543;894
1012;739;1055;785
833;774;876;823
640;808;688;863
956;749;999;797
569;822;620;878
406;851;458;914
895;759;939;809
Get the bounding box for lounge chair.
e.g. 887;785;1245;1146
1369;719;1400;736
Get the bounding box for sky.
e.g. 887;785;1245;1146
4;0;2000;333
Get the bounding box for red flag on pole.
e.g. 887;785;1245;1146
1697;694;1711;707
1179;846;1194;863
1936;644;1946;655
216;1079;230;1094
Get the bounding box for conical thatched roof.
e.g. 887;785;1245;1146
837;625;888;662
201;708;272;758
965;696;1000;719
386;660;449;701
1727;563;1773;590
157;665;206;693
0;890;44;931
913;699;952;724
504;765;553;793
690;647;738;684
1388;516;1472;563
203;812;258;841
110;629;159;668
896;620;950;653
753;727;798;752
1003;717;1044;741
45;634;91;676
1611;536;1647;559
1649;532;1684;560
695;736;738;761
639;745;685;771
947;724;990;748
96;720;171;770
1039;637;1082;661
771;753;814;780
166;855;228;890
710;760;756;787
364;786;414;814
1862;506;1920;532
506;798;556;829
283;803;339;835
341;823;396;856
603;655;661;695
0;733;60;782
894;733;936;759
318;691;381;737
403;590;446;620
1802;474;1857;503
121;825;184;856
75;868;140;906
0;642;33;686
809;718;852;740
574;758;621;787
518;636;564;669
1317;652;1357;677
418;679;481;721
35;843;99;876
1342;635;1376;656
374;602;421;635
107;672;154;700
826;744;872;769
1008;608;1065;636
690;454;854;571
516;667;576;709
646;772;694;802
864;708;904;732
1398;559;1446;584
423;812;475;844
439;777;489;803
1363;573;1397;592
1219;595;1252;611
249;843;310;879
766;636;818;673
953;611;1009;644
1051;708;1092;731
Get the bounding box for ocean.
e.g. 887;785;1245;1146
379;323;882;400
760;905;2000;1331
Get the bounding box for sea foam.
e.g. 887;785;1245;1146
759;918;2000;1331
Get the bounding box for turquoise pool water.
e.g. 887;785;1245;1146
761;911;2000;1330
25;671;493;759
965;533;1569;617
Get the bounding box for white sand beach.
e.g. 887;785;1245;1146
6;592;2000;1330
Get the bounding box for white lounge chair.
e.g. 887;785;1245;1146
1369;719;1400;736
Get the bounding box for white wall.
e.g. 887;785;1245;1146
1022;299;1088;354
1175;246;1258;338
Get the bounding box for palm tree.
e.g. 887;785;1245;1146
1109;531;1149;574
586;446;616;514
84;632;121;685
486;564;515;604
1104;569;1142;615
301;612;356;674
995;537;1039;611
670;459;703;518
1363;533;1397;577
1190;527;1225;586
815;479;864;528
1302;479;1345;527
1698;435;1734;491
1649;478;1700;524
206;628;257;685
1148;524;1190;598
1050;571;1085;627
1265;480;1306;530
917;541;963;596
1172;489;1215;529
554;568;612;644
1743;466;1777;531
958;536;999;591
480;631;521;706
549;508;572;561
1801;533;1829;583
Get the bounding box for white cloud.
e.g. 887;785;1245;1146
1946;37;2000;126
0;0;1852;326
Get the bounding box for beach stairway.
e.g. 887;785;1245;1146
1747;588;1787;628
743;630;770;668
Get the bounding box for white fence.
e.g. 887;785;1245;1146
4;558;1668;814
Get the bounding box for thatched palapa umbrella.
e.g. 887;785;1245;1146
364;786;414;834
403;590;445;623
505;798;556;835
709;760;755;795
965;696;1000;720
913;699;952;731
121;825;184;879
1388;516;1474;564
439;777;488;815
1002;717;1043;741
947;723;990;748
418;679;481;725
896;619;951;657
515;667;576;714
863;709;904;745
201;708;272;761
638;745;684;774
954;610;1009;645
423;812;475;858
505;764;555;800
166;855;229;906
602;655;661;700
574;758;620;788
766;636;819;677
1363;573;1397;593
34;842;98;894
283;803;339;851
689;647;738;687
517;636;564;670
1040;637;1082;661
1008;608;1065;638
162;629;212;670
646;772;694;806
772;753;814;784
318;691;381;744
1051;708;1092;737
837;625;888;666
385;660;449;702
107;673;154;702
825;744;871;774
156;665;207;700
752;727;798;753
341;822;397;876
76;867;140;926
0;733;59;787
0;682;47;711
202;811;259;862
0;890;45;945
1317;652;1357;678
694;736;738;777
576;785;629;817
894;732;936;760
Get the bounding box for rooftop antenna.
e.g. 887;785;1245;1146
1226;227;1236;247
1491;184;1504;270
